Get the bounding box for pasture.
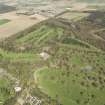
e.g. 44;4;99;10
35;46;105;105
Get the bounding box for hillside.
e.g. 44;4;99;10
0;11;105;105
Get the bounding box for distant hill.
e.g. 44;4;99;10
0;4;16;14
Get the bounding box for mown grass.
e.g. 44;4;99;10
0;49;40;62
15;25;64;46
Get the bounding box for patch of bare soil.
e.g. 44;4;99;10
0;11;48;40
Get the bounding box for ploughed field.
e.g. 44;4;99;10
0;11;105;105
0;11;47;40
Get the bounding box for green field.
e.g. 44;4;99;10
34;46;105;105
0;19;10;26
0;11;105;105
0;77;15;105
1;21;93;52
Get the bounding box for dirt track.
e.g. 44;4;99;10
0;11;47;40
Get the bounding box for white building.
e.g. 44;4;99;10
14;86;22;92
40;52;50;60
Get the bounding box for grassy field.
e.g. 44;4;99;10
0;19;10;26
0;21;94;52
0;11;105;105
0;49;40;62
0;77;15;105
35;46;105;105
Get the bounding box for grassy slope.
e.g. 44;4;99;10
0;49;39;62
1;21;95;52
35;46;105;105
0;14;105;105
0;23;94;105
